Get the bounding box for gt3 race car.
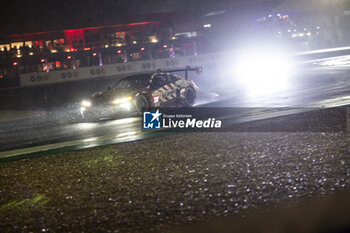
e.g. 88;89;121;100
80;66;202;121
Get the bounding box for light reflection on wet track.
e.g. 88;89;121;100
0;57;349;154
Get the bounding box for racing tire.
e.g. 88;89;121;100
135;95;150;115
183;87;196;107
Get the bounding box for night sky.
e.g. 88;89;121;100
0;0;285;34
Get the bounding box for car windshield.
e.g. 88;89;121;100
114;75;151;89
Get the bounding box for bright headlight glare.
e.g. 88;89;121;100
233;50;294;96
81;100;92;107
112;96;132;105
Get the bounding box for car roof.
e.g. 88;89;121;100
120;72;182;82
122;73;152;80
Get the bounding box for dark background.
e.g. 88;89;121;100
0;0;286;34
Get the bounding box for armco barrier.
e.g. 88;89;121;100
19;53;222;87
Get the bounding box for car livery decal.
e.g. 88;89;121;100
151;82;181;106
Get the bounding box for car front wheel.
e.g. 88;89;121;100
135;95;150;114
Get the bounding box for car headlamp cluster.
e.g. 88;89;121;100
81;100;92;107
112;96;132;105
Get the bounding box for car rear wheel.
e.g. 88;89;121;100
183;87;195;107
135;95;150;114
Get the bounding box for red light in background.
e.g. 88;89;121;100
40;59;45;63
169;48;174;52
64;29;85;50
55;61;61;68
163;44;168;48
128;22;150;26
92;52;97;56
67;56;72;59
117;50;122;54
13;62;18;66
140;47;145;51
84;48;91;51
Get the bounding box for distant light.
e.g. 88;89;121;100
65;49;71;52
116;43;123;47
105;45;109;48
169;48;174;52
268;14;272;17
307;32;312;36
151;38;158;43
163;44;168;48
84;48;91;51
16;54;22;58
304;28;307;31
294;29;297;32
29;52;34;56
51;49;57;53
132;41;137;44
67;56;72;59
298;33;305;37
171;36;177;40
278;31;282;34
277;13;281;17
316;26;320;29
13;62;18;66
292;34;298;38
0;48;4;51
140;47;145;51
92;52;97;56
117;50;122;54
287;29;291;33
203;24;211;28
40;59;45;63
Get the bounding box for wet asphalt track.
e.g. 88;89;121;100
0;57;349;154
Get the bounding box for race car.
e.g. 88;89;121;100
80;66;202;121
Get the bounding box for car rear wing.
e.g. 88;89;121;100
156;66;202;80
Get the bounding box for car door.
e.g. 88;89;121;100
150;75;169;107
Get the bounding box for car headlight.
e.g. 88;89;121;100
112;96;132;105
81;100;92;107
